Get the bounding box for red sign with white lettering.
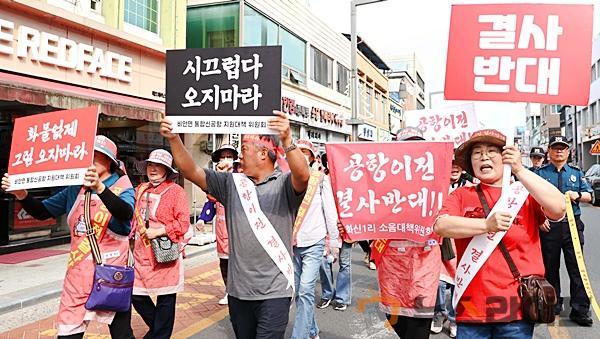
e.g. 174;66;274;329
7;106;99;190
326;142;453;241
444;4;593;105
13;201;56;230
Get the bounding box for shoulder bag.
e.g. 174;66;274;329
476;185;556;323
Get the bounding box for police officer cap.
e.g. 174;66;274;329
548;136;570;148
529;146;545;157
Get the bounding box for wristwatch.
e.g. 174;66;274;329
575;191;582;202
284;143;297;153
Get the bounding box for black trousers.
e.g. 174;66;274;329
228;296;291;339
540;218;590;315
57;309;135;339
385;314;432;339
220;258;229;287
132;294;177;339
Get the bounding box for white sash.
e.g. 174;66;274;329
232;173;295;291
452;182;530;309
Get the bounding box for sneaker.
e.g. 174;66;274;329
218;293;228;305
554;303;564;315
333;302;347;311
569;312;593;326
450;324;457;338
316;299;331;309
363;253;370;264
430;314;443;334
369;261;376;270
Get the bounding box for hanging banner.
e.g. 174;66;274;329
326;141;453;241
444;4;593;105
7;106;98;190
166;46;282;134
405;103;478;147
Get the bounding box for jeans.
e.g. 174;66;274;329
132;294;177;339
319;242;352;305
457;320;534;339
291;238;325;339
434;280;456;324
228;296;291;339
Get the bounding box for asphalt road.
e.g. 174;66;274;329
190;204;600;339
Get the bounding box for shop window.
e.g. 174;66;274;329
97;116;174;187
310;47;332;88
187;3;239;48
337;63;350;96
124;0;159;34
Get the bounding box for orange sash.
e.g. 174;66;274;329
292;171;323;246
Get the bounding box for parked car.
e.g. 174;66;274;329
583;164;600;206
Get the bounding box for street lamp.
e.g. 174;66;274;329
349;0;387;141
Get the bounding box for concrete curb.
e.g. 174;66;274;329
0;242;216;316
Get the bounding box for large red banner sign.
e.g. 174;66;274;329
326;142;453;241
8;106;99;190
444;4;593;105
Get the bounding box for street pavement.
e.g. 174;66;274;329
1;204;600;338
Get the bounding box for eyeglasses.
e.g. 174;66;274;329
471;148;500;160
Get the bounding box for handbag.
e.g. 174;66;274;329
144;191;179;264
83;190;134;312
476;185;557;323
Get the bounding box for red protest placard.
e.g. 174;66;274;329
7;106;99;190
444;4;593;105
326;142;453;241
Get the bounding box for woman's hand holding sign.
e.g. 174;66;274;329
1;173;27;200
83;166;105;193
159;118;177;141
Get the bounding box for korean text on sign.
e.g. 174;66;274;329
405;103;478;148
445;4;593;105
166;46;282;134
326;141;454;242
7;106;98;190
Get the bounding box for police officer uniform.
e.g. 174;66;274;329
533;136;593;326
529;146;545;171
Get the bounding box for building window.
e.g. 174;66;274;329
310;47;333;88
124;0;159;33
90;0;101;12
337;63;350;96
187;3;239;48
416;71;425;92
280;29;306;85
244;6;278;47
592;102;598;125
592;63;597;83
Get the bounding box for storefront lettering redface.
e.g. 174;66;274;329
0;18;132;82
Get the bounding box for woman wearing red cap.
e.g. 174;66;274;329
2;135;135;339
434;129;565;338
131;149;191;339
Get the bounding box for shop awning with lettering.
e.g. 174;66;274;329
0;71;164;122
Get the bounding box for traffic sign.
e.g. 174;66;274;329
590;140;600;155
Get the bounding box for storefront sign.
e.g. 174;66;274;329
590;126;600;138
326;141;453;241
7;106;98;190
445;4;593;105
167;46;282;134
281;89;351;134
378;129;392;142
357;124;376;141
405;103;478;147
0;17;132;82
305;128;326;143
13;201;55;230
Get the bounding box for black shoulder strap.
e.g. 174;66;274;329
475;185;521;280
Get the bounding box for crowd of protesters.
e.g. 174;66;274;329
2;109;597;339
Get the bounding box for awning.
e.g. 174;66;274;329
0;71;164;122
